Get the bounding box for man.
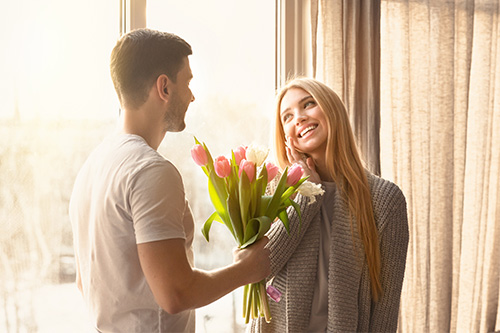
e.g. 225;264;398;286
69;28;270;332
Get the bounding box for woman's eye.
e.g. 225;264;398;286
282;114;292;122
304;101;315;108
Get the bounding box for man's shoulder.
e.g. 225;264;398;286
101;134;172;169
81;133;181;186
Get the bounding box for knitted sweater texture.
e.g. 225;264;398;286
248;173;409;333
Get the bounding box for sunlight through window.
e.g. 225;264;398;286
147;1;275;332
0;1;119;332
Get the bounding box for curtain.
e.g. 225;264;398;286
380;0;500;331
311;0;381;175
311;0;500;331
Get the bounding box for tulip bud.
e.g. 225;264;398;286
233;145;247;166
266;285;281;302
246;144;269;167
238;159;255;183
265;162;279;183
286;164;304;186
214;156;231;178
191;144;208;166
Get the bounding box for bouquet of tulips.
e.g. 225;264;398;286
191;138;309;323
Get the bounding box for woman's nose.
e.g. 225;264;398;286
295;113;307;125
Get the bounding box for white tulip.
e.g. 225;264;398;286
297;181;325;204
246;144;269;167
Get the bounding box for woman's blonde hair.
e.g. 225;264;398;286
274;77;382;301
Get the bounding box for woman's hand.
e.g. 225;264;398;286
285;137;321;184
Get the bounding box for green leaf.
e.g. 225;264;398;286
227;189;244;245
240;216;272;248
225;163;239;199
207;170;234;237
280;175;309;203
277;209;290;234
201;211;222;242
239;170;251;227
257;165;268;195
287;198;302;219
249;176;260;218
265;167;289;218
230;151;238;167
280;186;296;203
252;167;267;217
259;196;272;216
253;181;262;218
289;198;302;232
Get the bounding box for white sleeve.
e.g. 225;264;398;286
129;161;188;244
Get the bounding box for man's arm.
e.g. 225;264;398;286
137;236;270;315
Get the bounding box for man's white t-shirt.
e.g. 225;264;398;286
69;133;195;332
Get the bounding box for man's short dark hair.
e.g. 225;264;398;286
110;28;192;109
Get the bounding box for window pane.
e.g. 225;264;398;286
0;1;119;332
147;1;275;332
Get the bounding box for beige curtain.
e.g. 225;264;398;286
311;0;500;331
380;0;500;331
312;0;381;175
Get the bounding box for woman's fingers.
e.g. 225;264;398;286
306;157;315;172
285;146;294;164
285;137;303;163
306;157;321;184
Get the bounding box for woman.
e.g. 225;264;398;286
250;78;409;332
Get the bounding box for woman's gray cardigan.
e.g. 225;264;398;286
249;173;409;332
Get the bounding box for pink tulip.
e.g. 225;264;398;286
266;285;281;302
265;162;279;183
238;159;255;182
214;156;231;178
286;163;304;186
233;145;247;166
191;144;208;166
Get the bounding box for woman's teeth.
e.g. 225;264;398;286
299;125;317;138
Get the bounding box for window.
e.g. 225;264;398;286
0;1;119;331
147;1;275;331
0;1;275;332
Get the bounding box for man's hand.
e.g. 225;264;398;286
232;237;271;284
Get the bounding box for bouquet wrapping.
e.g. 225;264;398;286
191;138;313;323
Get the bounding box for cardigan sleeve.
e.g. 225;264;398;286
265;180;324;277
369;180;409;332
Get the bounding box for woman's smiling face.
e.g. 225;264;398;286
279;87;328;158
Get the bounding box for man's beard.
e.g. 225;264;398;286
163;100;187;132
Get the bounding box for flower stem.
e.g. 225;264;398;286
244;283;253;324
252;283;259;319
259;281;272;323
242;284;249;319
243;281;273;323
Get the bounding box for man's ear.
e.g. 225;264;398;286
156;74;170;101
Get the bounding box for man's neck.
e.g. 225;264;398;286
121;105;165;151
